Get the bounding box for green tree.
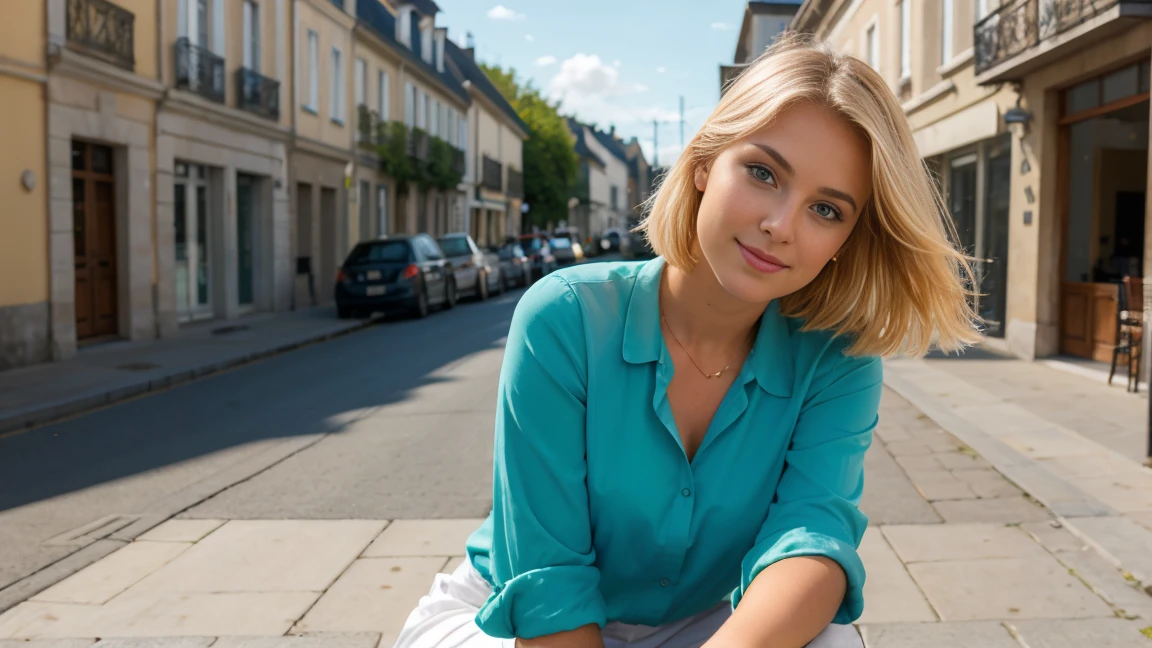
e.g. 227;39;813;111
481;64;578;230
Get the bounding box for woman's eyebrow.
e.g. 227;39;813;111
818;188;858;213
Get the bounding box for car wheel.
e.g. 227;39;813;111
337;306;354;319
477;273;490;301
412;288;429;319
445;278;457;309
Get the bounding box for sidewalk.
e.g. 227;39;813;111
1;386;1150;647
0;308;373;436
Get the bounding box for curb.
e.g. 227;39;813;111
0;319;376;437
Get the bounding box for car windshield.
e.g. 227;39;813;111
344;241;410;265
520;237;543;251
550;238;572;249
437;237;471;257
497;245;516;260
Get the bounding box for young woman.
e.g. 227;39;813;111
395;35;980;648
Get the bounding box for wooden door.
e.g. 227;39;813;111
1060;282;1117;361
72;141;118;340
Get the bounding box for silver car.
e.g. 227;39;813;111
437;233;503;300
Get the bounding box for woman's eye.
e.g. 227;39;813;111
747;165;775;185
813;203;843;221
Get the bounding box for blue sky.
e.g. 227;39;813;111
432;0;754;166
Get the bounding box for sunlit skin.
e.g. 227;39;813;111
519;103;875;647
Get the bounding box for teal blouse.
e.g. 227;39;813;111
466;257;881;640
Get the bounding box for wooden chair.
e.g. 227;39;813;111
1108;276;1143;393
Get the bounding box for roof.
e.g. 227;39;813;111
567;119;606;168
397;0;440;16
443;40;529;136
355;0;470;105
587;126;630;164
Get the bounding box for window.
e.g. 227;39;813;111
422;92;431;130
377;185;388;235
345;240;411;265
242;0;260;71
330;47;344;124
354;58;366;108
404;82;416;127
610;185;619;210
399;9;411;47
378;71;389;120
941;0;954;65
865;23;878;71
359;180;371;241
306;30;319;111
900;0;911;80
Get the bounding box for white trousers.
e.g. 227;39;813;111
394;561;864;648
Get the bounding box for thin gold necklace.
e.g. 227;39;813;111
660;312;754;379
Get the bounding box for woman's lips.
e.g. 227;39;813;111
738;242;789;274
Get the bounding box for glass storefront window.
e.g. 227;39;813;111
1065;80;1099;115
1103;65;1139;105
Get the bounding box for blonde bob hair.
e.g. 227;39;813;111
637;34;981;358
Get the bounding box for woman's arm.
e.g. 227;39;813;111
718;349;882;647
703;556;845;648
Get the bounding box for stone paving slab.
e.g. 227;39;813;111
130;521;386;594
93;638;215;648
31;541;190;605
857;529;936;624
0;641;96;648
860;441;941;525
858;621;1020;647
1006;618;1152;647
1063;516;1152;585
907;557;1114;621
362;520;484;558
213;633;381;648
440;557;465;574
881;524;1039;563
932;496;1053;524
137;520;227;544
291;558;445;648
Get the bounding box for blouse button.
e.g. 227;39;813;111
660;578;670;587
681;488;691;497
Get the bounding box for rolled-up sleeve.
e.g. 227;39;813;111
474;274;607;640
732;349;882;625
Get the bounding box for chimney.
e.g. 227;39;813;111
609;125;616;137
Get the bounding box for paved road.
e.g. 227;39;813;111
0;284;523;595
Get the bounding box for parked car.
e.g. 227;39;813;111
601;227;632;255
550;236;579;266
437;233;503;300
623;230;655;259
334;234;455;319
518;234;557;281
493;241;532;289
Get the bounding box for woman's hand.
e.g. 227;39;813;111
702;556;846;648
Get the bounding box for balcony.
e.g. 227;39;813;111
482;156;503;193
451;147;465;177
975;0;1152;84
175;38;225;104
66;0;135;70
408;129;430;161
237;68;280;120
507;168;524;199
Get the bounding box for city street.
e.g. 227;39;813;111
2;261;1152;646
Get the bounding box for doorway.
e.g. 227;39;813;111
175;162;214;322
1059;60;1150;361
236;173;258;308
71;140;119;341
319;187;339;302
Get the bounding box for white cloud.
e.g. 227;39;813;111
711;22;734;30
535;55;557;67
524;34;535;42
549;53;621;97
487;5;525;21
613;60;622;68
656;66;667;74
634;84;649;92
547;54;675;132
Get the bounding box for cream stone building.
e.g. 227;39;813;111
793;0;1151;367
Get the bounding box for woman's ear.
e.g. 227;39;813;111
694;165;709;193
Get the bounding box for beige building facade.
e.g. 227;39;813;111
794;0;1152;367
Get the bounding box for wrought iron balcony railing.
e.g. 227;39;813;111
175;38;225;104
975;0;1144;75
67;0;135;70
237;67;280;120
507;168;524;199
408;129;430;161
482;155;503;193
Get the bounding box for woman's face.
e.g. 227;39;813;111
693;102;872;305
